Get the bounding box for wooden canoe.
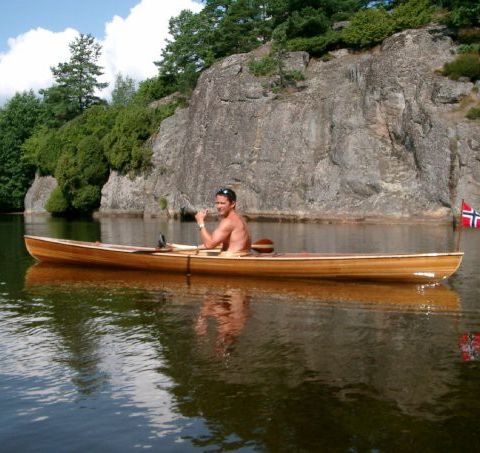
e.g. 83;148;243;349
24;235;463;283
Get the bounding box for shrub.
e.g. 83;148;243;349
391;0;435;31
457;27;480;44
159;197;168;210
45;186;69;214
442;53;480;81
458;44;480;54
285;7;330;39
286;30;343;56
134;76;178;106
342;8;395;48
248;56;278;76
22;127;68;175
285;70;305;82
102;102;176;173
71;184;102;213
466;106;480;119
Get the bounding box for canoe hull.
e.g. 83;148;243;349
24;235;463;284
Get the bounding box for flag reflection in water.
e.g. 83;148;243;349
459;333;480;361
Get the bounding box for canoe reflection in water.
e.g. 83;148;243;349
25;263;460;311
195;289;250;357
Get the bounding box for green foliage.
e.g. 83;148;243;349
466;106;480;119
159;197;168;210
102;103;176;173
457;27;480;44
40;33;108;126
285;69;305;82
286;30;343;55
111;74;137;107
206;0;270;57
285;7;330;39
458;44;480;54
0;91;43;211
342;8;395;48
155;9;215;94
134;76;177;105
248;56;279;76
442;53;480;81
440;1;480;27
23;105;116;176
22;126;67;175
391;0;435;31
45;186;69;214
71;184;102;212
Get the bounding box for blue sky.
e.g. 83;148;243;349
0;0;140;53
0;0;202;104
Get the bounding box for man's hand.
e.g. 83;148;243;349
195;209;208;224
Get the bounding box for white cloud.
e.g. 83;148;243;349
0;0;202;105
0;27;78;104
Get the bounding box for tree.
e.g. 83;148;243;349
432;0;480;27
0;91;43;211
111;74;137;107
41;33;108;125
156;9;215;93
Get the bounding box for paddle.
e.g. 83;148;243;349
130;238;275;254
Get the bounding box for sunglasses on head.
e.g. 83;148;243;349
215;188;236;202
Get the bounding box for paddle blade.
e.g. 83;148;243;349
252;238;274;253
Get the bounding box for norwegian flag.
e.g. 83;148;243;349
462;201;480;228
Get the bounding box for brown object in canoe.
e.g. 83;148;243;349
24;235;463;284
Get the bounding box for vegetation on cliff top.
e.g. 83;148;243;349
0;0;478;215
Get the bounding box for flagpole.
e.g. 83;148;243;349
455;199;464;252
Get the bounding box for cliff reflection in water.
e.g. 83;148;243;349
24;264;462;412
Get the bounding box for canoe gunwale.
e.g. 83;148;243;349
24;235;464;261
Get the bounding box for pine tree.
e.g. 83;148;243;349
41;33;107;125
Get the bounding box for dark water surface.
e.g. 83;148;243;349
1;214;480;451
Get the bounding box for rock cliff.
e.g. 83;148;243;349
27;26;480;221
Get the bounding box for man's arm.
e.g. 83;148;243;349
197;218;233;249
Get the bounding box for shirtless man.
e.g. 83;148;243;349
194;188;251;254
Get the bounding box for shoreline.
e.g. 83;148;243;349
16;210;456;225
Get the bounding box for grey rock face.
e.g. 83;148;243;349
24;172;57;214
32;26;480;221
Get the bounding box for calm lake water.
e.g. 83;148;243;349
1;214;480;451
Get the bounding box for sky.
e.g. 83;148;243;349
0;0;203;105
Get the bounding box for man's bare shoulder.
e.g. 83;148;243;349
218;216;235;230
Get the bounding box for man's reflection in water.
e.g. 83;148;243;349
195;288;250;357
459;333;480;361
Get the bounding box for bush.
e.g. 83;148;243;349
467;106;480;119
102;102;176;173
45;186;69;214
442;53;480;81
285;70;305;82
248;56;278;76
286;30;343;56
285;7;330;39
22;126;68;175
447;6;480;28
458;44;480;54
457;27;480;44
391;0;434;31
71;184;102;213
342;8;395;48
134;76;178;105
